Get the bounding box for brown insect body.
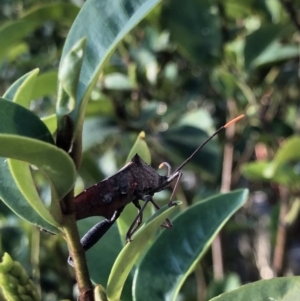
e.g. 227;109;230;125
74;154;167;220
67;115;244;266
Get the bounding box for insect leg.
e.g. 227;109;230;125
126;195;151;242
149;198;173;229
131;199;143;235
68;206;125;267
168;171;182;206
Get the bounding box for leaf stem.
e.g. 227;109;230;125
60;191;94;301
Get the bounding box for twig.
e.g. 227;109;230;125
212;100;237;280
60;191;94;301
57;116;94;300
272;185;289;276
212;235;224;280
194;264;206;301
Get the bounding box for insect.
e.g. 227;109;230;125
69;115;244;265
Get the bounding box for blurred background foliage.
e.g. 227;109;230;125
1;0;300;300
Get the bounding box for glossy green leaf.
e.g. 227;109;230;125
272;136;300;170
10;69;39;107
0;99;76;221
177;109;214;133
41;114;57;134
8;159;60;228
162;0;221;65
0;3;80;63
241;161;300;187
0;157;58;233
0;86;59;232
249;136;300;185
125;132;151;164
0;135;76;214
117;131;152;243
252;42;299;69
285;198;300;226
6;42;29;62
3;69;39;107
206;272;241;300
133;189;249;301
107;201;180;301
209;276;300;301
0;98;54;143
241;161;275;181
244;24;291;69
31;71;58;99
94;285;108;301
58;0;163;140
224;0;252;19
57;38;86;118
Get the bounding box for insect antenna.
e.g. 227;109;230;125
172;114;245;175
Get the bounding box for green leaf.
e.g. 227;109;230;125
272;136;300;170
251;42;299;69
0;157;58;233
0;86;60;232
162;0;221;65
58;0;163;140
0;99;76;222
107;202;180;301
0;98;54;143
241;161;300;187
3;69;39;107
224;0;252;19
244;24;291;69
31;71;58;99
244;136;300;186
8;159;60;228
57;38;87;118
133;189;249;301
0;135;76;214
6;42;29;62
209;276;300;301
125;132;151;164
94;285;108;301
206;273;241;300
241;161;273;181
0;3;80;64
117;132;152;243
41;114;57;134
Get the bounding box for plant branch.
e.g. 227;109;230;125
60;191;94;301
194;264;206;301
272;185;289;276
57;117;94;300
212;100;237;280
